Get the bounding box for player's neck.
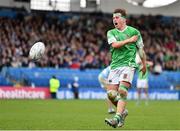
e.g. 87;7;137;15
117;24;127;32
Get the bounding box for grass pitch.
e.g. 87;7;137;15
0;99;180;130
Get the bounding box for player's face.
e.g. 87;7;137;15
113;16;125;29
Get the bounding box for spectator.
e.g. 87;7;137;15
0;11;179;71
69;76;79;99
49;75;60;99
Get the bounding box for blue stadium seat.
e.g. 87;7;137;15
0;75;13;86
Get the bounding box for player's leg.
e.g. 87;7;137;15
106;84;119;106
107;97;115;114
115;81;130;127
98;76;115;113
106;69;120;106
115;67;135;127
137;88;141;105
106;84;116;113
105;67;135;128
136;79;142;105
104;84;116;114
105;82;130;128
105;68;122;128
141;79;148;105
143;84;149;105
118;106;128;127
117;82;129;113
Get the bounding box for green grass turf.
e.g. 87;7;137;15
0;99;180;130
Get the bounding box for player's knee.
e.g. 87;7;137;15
118;85;129;100
107;90;118;102
118;89;127;97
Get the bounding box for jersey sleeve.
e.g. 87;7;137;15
136;30;144;49
107;30;117;44
147;63;151;68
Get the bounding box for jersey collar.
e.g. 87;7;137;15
116;26;128;32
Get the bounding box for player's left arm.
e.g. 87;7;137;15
138;48;146;75
136;31;147;75
146;61;153;67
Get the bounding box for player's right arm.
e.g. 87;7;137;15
112;36;138;48
107;30;138;48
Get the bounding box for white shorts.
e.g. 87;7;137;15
108;66;135;85
98;75;108;89
137;79;148;88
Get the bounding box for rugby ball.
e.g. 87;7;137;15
29;42;45;61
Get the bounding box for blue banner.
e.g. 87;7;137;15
57;88;179;100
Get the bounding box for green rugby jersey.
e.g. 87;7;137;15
107;26;144;69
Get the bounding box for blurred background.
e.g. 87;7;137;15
0;0;179;129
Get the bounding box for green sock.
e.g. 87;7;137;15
113;113;122;123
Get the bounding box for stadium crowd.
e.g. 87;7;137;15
0;11;179;71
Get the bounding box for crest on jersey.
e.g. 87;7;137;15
123;33;130;39
123;74;128;79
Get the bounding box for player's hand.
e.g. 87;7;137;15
128;35;138;43
141;64;147;75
